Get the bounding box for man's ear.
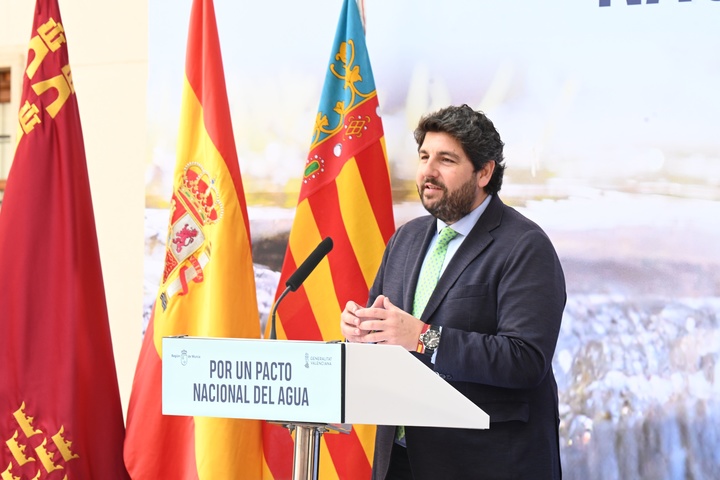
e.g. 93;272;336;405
477;160;496;189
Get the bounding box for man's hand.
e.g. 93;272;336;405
340;295;383;343
341;295;425;350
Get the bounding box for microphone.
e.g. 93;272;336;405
269;237;333;340
285;237;334;292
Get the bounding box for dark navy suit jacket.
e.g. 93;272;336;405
370;195;566;480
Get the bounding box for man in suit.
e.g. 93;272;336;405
340;105;566;479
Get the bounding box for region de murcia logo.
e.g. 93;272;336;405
159;163;224;311
3;402;79;479
181;349;188;366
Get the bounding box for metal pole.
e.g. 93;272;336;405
292;425;318;480
282;422;349;480
312;427;322;479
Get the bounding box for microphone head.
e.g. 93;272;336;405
318;236;333;253
285;237;333;292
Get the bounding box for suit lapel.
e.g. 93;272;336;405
403;217;437;313
420;195;505;322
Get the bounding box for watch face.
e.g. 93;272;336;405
422;329;441;350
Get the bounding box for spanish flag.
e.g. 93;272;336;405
123;0;262;478
262;0;395;478
0;0;128;478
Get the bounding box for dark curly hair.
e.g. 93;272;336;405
414;104;505;195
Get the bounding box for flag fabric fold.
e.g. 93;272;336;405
262;0;395;478
123;0;262;478
0;0;129;478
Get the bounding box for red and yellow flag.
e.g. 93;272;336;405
123;1;262;478
0;1;128;478
262;0;395;478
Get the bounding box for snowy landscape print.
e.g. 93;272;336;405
146;1;720;478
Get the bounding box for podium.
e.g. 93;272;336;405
162;336;489;479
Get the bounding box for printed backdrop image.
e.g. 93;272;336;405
145;1;720;478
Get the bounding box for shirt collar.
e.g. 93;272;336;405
436;194;493;237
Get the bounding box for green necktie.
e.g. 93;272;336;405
412;227;458;318
397;227;458;445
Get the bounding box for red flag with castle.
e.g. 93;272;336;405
123;0;263;478
262;0;395;478
0;0;129;478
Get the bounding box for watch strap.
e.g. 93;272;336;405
416;324;431;354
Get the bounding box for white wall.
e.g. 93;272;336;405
0;0;147;419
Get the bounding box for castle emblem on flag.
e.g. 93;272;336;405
159;163;224;310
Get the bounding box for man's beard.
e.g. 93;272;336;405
417;175;477;224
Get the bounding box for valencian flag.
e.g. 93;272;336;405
0;0;129;479
262;0;395;478
123;0;263;478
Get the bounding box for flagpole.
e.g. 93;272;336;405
356;0;366;32
262;0;395;475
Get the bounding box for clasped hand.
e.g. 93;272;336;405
340;295;424;351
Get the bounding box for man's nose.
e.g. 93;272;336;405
420;158;438;177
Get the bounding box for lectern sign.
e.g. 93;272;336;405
162;337;343;423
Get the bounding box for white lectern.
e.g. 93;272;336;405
162;337;489;479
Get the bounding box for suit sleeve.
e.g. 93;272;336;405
434;229;566;389
366;227;400;307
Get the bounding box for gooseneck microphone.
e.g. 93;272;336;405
269;237;333;340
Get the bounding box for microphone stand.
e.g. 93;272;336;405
265;237;342;479
268;236;333;341
268;285;291;340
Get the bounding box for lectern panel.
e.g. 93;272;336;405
162;337;344;423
